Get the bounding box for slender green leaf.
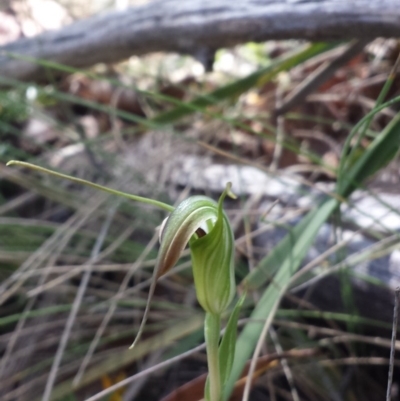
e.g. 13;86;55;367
337;113;400;197
0;304;73;327
343;56;400;176
276;309;392;330
218;293;246;386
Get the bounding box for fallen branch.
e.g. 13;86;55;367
0;0;399;81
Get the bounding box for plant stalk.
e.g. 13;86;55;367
6;161;174;212
205;312;222;401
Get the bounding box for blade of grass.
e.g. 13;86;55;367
276;309;393;330
345;52;400;175
337;112;400;197
0;304;73;327
386;288;400;401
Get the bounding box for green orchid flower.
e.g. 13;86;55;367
157;184;236;315
130;182;237;351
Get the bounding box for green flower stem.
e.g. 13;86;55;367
6;161;174;212
205;312;222;401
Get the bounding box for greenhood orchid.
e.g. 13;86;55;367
130;182;237;351
154;183;241;401
157;186;236;314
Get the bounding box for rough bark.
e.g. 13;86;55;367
0;0;399;82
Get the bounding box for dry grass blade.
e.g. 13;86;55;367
386;287;400;401
269;326;300;401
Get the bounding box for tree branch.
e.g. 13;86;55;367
0;0;399;81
